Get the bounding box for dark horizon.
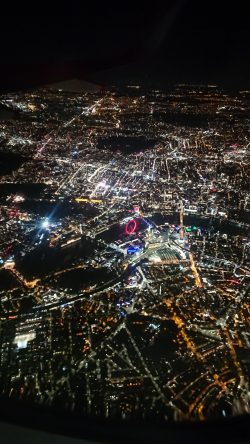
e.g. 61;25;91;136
0;0;249;92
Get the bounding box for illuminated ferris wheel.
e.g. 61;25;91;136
124;219;137;235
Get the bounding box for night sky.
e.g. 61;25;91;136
0;0;249;91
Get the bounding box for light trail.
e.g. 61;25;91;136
189;253;203;288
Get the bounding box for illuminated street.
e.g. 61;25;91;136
0;84;249;422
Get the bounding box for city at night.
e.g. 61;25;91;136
0;1;249;443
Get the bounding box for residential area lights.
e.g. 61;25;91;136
0;84;249;422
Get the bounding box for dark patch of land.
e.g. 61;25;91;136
0;151;27;176
97;136;157;153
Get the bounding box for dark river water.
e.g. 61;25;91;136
19;199;99;219
151;212;249;236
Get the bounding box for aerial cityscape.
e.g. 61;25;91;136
0;83;249;422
